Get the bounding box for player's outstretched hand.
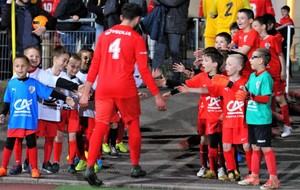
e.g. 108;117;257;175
177;84;190;93
193;48;204;58
152;68;162;79
77;84;85;94
173;63;185;73
193;57;203;67
138;92;148;99
79;94;89;108
155;76;167;87
212;74;230;87
235;89;249;101
66;97;75;107
0;114;5;124
155;94;167;111
162;92;172;101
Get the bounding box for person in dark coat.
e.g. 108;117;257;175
151;0;190;83
1;0;56;78
1;0;56;54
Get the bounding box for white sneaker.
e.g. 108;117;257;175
196;166;207;177
217;167;228;181
281;125;292;137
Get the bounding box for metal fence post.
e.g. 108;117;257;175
285;25;294;93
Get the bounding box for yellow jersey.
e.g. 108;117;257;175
202;0;217;38
210;0;251;34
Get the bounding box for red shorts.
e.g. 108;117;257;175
206;119;222;135
273;79;286;96
7;129;35;138
111;112;121;123
36;120;58;137
57;109;80;132
197;119;207;135
95;96;141;124
222;127;248;144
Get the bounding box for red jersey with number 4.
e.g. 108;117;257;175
232;28;260;77
212;76;248;128
185;72;223;121
87;24;159;99
250;0;275;17
260;35;283;79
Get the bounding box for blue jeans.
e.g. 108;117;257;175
59;25;96;53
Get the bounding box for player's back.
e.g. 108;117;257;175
95;24;147;98
214;0;250;34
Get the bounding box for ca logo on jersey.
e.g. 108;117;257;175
14;99;33;114
227;100;244;115
206;96;221;107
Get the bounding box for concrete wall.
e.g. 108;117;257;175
272;0;286;22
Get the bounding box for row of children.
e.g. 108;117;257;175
154;8;289;190
0;45;129;178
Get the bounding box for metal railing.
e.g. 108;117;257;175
0;17;205;80
41;30;96;69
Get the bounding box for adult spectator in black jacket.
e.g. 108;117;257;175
152;0;190;83
54;0;95;53
1;0;56;78
1;0;56;55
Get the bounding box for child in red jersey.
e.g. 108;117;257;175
231;8;260;77
280;5;294;27
252;16;292;138
278;5;295;79
212;53;252;181
164;47;226;180
179;52;252;181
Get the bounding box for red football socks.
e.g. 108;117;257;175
128;118;141;166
